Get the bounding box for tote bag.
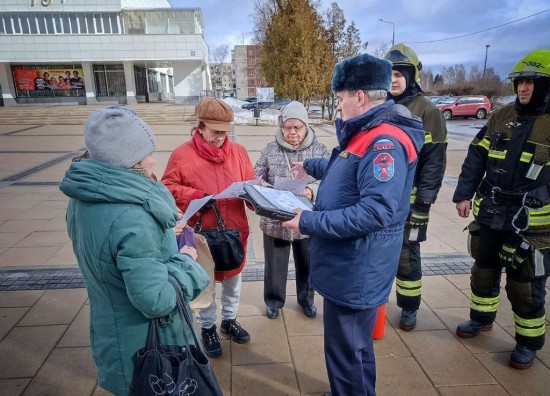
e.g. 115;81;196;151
131;279;223;396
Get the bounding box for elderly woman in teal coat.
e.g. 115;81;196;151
60;107;210;395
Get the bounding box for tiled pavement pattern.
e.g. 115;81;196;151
0;253;475;291
1;106;550;395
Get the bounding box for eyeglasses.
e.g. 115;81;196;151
282;125;305;133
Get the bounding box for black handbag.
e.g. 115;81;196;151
194;201;245;272
131;279;223;396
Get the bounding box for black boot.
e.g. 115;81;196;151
456;320;493;338
509;344;536;369
220;318;251;344
399;310;417;331
201;325;222;358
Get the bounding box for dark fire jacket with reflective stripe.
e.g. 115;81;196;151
401;95;448;205
453;104;550;233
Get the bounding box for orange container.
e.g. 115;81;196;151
372;304;387;340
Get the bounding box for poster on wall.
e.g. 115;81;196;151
13;68;85;91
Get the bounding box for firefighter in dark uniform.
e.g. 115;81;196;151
385;44;448;331
453;49;550;369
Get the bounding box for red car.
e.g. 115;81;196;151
437;95;491;120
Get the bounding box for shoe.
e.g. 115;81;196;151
399;310;417;331
303;304;317;318
220;319;251;344
456;320;493;338
509;344;536;369
266;306;279;319
201;325;222;358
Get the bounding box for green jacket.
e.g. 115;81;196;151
60;159;210;396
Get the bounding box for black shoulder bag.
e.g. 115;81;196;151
131;279;223;396
194;201;245;272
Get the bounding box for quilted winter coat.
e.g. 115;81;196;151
60;158;210;396
299;101;425;309
254;126;330;240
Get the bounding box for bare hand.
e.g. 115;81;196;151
300;187;313;200
173;222;185;236
456;200;471;218
179;245;197;260
290;162;308;180
282;208;303;233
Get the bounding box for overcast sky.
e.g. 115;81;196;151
169;0;550;79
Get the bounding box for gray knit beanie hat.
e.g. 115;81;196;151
84;107;156;168
279;101;309;126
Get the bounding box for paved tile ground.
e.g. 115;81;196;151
1;106;549;395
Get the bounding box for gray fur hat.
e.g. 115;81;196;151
85;107;156;168
332;53;392;92
280;101;309;126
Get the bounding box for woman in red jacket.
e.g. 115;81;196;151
162;97;256;358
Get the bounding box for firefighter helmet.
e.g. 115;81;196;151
509;49;550;92
385;44;423;83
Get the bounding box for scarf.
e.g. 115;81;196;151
192;130;231;164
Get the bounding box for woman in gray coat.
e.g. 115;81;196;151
254;101;330;319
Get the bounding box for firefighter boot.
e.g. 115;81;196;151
509;344;536;369
399;310;417;331
456;320;493;338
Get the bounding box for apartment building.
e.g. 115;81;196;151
232;44;268;100
209;62;232;98
0;0;211;106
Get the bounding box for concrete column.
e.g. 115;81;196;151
172;60;203;104
81;62;97;105
0;63;18;106
123;62;137;105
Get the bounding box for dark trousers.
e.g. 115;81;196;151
324;299;377;396
471;225;547;350
396;238;422;311
263;234;314;309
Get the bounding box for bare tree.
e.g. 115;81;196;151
211;45;229;64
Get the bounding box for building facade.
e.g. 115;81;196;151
232;44;267;100
209;62;232;98
0;0;212;106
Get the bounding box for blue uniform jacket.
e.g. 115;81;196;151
299;101;425;309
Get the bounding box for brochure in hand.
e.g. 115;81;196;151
240;184;313;221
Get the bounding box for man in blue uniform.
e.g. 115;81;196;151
283;53;424;395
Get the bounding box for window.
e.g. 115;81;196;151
69;14;77;34
29;13;38;34
190;50;196;56
86;15;95;33
78;15;87;33
61;14;70;34
111;14;119;33
94;14;103;33
0;15;5;34
53;13;62;33
11;14;22;34
21;14;31;34
103;14;111;34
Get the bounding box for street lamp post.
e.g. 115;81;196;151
378;19;395;47
483;44;490;79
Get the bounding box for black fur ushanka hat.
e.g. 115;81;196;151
332;53;392;93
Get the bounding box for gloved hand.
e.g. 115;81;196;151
407;203;431;242
498;233;532;270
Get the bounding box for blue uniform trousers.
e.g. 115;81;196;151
324;299;378;396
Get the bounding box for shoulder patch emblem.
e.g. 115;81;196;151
373;138;395;151
373;153;395;181
339;151;350;158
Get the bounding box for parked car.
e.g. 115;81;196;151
242;96;257;103
437;95;491;120
241;98;291;110
242;101;271;110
